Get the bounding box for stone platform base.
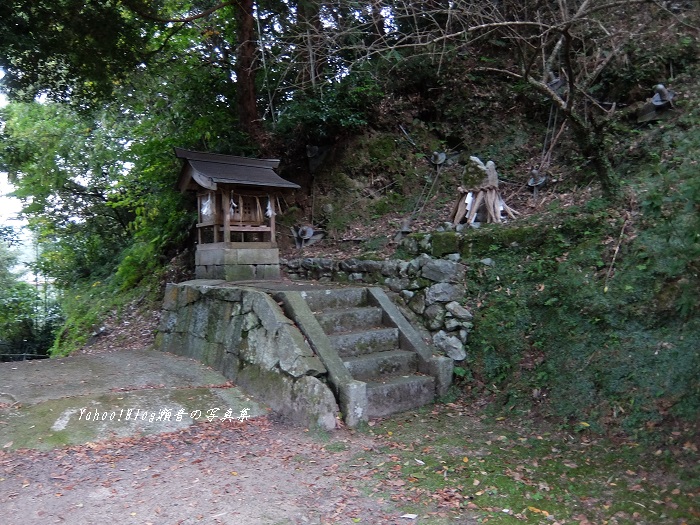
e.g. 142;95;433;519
195;245;281;281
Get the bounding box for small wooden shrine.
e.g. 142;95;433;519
175;147;300;280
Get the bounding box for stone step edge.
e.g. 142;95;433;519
314;306;385;334
329;327;400;357
342;349;419;381
365;374;436;418
312;305;382;315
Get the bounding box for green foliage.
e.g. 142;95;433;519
637;116;700;318
0;102;133;287
0;0;153;103
323;203;361;234
50;281;105;357
380;53;442;97
50;277;160;357
0;242;62;359
600;32;700;103
0;281;39;343
114;241;163;292
31;221;123;287
0;12;258;351
275;73;384;143
460;94;700;437
371;191;411;217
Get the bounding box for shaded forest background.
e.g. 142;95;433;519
0;0;698;441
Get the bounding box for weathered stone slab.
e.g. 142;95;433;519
256;264;281;280
156;282;338;430
421;259;466;283
425;283;465;304
301;288;366;311
228;248;280;265
433;330;466;360
365;375;434;418
224;264;257;281
316;306;383;335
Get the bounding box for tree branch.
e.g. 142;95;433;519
120;0;234;24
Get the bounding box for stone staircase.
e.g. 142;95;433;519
158;281;452;429
297;287;445;419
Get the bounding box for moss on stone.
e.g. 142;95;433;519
431;231;460;257
334;271;350;283
460;164;485;189
460;224;543;257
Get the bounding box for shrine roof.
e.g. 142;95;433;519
175;147;300;192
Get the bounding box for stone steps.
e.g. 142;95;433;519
342;349;418;382
365;375;436;418
301;286;439;419
316;306;383;334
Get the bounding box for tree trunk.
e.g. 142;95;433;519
235;0;260;138
298;0;323;91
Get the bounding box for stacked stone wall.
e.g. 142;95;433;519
156;281;339;429
282;233;473;362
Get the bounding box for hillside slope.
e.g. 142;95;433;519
271;66;700;443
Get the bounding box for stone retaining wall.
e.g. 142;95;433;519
155;281;339;429
281;234;473;362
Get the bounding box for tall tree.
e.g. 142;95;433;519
235;0;262;137
462;0;648;196
0;1;266;137
0;102;133;284
296;0;324;90
0;0;152;103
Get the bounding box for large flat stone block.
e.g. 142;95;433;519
195;264;216;279
256;264;281;280
223;264;256;281
230;248;280;265
316;306;383;335
339;380;367;428
365;375;435;418
301;288;367;311
196;247;280;266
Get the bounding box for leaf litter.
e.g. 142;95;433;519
0;417;402;525
363;397;699;524
2;395;696;524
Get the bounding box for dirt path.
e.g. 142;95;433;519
0;349;267;451
1;416;409;525
0;345;429;524
0;312;478;525
0;346;415;524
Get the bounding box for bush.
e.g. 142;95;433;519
275;72;384;143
